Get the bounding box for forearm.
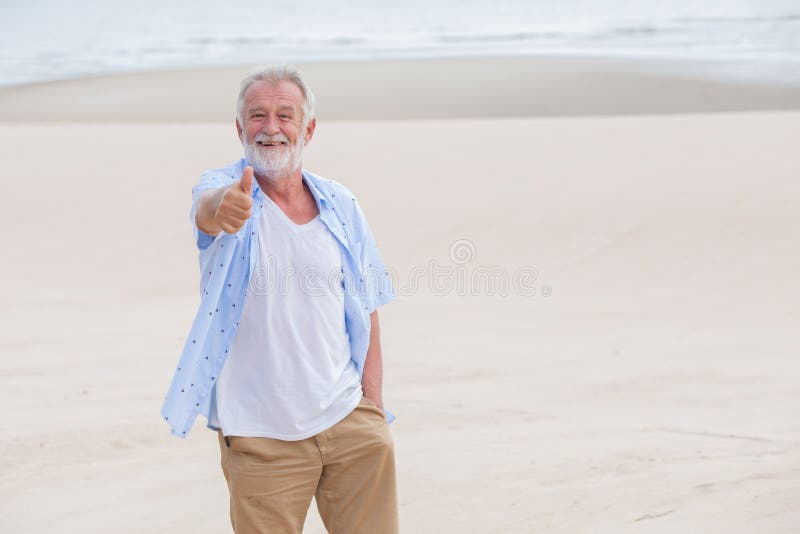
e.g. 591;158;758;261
361;311;384;409
195;187;227;236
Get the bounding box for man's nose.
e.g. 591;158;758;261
261;114;281;135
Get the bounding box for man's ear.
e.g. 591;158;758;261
304;118;316;146
236;119;243;143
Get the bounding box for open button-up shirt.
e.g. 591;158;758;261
161;158;396;438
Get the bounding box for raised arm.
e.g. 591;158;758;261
196;166;254;236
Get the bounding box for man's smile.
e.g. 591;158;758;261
257;140;287;147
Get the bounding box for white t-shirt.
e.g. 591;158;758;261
209;193;362;440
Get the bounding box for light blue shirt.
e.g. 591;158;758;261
161;158;396;438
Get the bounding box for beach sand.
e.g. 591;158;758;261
3;56;800;122
1;57;798;533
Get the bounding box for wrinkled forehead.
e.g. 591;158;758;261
244;80;305;110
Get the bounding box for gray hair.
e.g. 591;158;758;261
236;65;316;127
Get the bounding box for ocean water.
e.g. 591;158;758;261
1;0;799;86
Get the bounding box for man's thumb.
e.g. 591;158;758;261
240;166;254;194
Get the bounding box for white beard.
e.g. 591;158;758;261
243;131;304;180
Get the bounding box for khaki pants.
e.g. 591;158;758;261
217;396;398;533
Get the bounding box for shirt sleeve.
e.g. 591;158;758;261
353;198;396;314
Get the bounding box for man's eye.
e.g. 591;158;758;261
280;115;291;120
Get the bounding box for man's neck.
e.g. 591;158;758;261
256;168;306;204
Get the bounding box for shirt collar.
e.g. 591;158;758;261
302;169;329;209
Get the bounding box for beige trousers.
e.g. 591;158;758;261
217;396;398;533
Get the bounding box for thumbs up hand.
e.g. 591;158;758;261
214;166;254;234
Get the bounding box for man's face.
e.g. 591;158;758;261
237;80;314;179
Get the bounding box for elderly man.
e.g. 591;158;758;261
161;65;398;533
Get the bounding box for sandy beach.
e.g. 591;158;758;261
3;57;800;122
1;57;799;533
